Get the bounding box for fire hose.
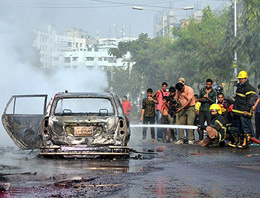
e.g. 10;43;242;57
130;124;198;130
250;137;260;144
130;124;260;145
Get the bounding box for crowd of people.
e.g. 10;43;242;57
122;70;260;149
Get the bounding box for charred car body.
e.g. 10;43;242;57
2;92;130;158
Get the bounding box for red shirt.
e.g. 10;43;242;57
122;101;132;115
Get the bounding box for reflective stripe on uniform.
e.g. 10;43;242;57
215;120;226;141
236;93;246;97
218;133;222;142
246;91;256;95
232;109;252;116
215;120;223;127
215;120;226;131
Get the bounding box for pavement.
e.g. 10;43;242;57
0;128;260;198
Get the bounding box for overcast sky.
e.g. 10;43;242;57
0;0;231;38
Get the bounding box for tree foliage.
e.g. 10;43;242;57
234;0;260;86
109;4;260;105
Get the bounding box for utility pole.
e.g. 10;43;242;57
233;0;238;93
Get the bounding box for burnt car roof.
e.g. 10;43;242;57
54;92;115;98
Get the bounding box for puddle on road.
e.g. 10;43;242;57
0;147;156;197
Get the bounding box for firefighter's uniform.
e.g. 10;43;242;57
199;104;226;147
229;71;256;148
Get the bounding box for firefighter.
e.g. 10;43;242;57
198;104;226;147
228;71;256;149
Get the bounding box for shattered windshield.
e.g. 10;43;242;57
54;98;114;115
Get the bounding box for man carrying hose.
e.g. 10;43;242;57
174;82;196;145
228;71;256;149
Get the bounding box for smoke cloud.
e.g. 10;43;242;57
0;6;108;147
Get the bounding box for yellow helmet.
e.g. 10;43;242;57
237;71;248;79
209;104;222;114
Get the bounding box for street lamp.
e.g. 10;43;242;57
132;6;194;37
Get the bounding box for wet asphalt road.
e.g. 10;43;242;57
0;128;260;198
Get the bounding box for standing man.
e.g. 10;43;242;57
161;96;170;142
217;93;231;112
121;96;132;121
154;82;169;141
175;82;196;145
217;92;232;124
228;71;256;148
140;88;158;143
253;84;260;139
198;79;217;141
166;86;177;142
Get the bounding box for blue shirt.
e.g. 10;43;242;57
256;93;260;113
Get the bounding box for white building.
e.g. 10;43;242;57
33;25;56;69
34;25;136;70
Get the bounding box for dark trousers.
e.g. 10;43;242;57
156;110;163;139
168;114;176;141
143;116;155;140
161;115;169;141
255;112;260;139
233;114;253;135
199;111;211;140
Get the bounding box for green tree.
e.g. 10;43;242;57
235;0;260;86
109;5;239;106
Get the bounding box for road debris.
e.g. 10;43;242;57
156;147;165;152
0;182;10;191
191;153;205;156
246;154;260;157
53;177;98;188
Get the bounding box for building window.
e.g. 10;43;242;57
98;57;102;61
80;43;82;48
68;42;72;47
64;57;71;63
86;57;94;61
53;57;59;61
72;57;78;61
108;57;116;63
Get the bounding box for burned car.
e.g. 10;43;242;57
2;92;130;158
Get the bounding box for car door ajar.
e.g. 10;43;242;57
2;94;47;149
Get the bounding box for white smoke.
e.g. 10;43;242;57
0;15;108;147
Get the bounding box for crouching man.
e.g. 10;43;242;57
198;104;226;147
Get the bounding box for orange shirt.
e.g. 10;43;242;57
176;85;196;108
121;101;132;115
